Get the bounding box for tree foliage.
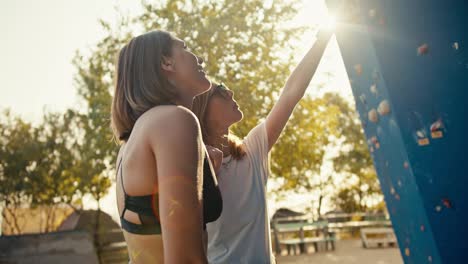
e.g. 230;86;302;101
0;110;88;233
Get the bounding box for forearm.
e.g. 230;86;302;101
265;30;332;150
283;32;332;101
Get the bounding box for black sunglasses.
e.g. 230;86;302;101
212;84;230;98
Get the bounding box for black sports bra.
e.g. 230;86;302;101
118;153;222;235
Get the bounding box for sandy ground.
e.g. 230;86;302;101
275;239;403;264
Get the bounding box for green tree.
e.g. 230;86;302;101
0;110;39;234
328;93;381;213
0;110;86;234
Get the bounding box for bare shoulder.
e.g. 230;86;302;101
137;105;200;138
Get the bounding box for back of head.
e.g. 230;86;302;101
111;30;177;141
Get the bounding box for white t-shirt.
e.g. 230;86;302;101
207;122;275;263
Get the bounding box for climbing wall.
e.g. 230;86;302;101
326;0;468;263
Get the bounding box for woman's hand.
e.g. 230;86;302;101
206;145;223;174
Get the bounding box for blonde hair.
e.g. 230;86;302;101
111;30;177;141
192;84;246;160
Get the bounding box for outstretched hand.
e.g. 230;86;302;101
316;27;333;43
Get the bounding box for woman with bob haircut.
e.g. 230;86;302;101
111;30;221;263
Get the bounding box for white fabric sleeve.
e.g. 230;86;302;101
243;121;270;184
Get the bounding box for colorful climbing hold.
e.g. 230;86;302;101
368;109;378;123
354;64;363;75
418;43;429;55
370;84;378;95
378;100;391;115
442;198;452;209
416;130;430;146
359;94;367;105
430;119;444;139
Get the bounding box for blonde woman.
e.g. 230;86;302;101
193;29;332;263
111;30;221;263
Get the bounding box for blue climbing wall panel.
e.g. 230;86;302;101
326;0;468;263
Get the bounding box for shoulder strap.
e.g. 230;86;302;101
117;157;128;218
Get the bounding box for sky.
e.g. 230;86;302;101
0;0;355;222
0;0;143;122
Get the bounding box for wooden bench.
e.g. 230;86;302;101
273;221;336;255
279;235;336;255
360;227;397;248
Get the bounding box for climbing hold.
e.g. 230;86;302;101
368;109;379;123
354;64;363;75
420;225;425;232
435;205;442;212
403;161;409;169
442;198;452;209
430;119;444;139
415;129;430;146
397;180;402;187
390;187;395;195
453;42;459;50
378;100;391;115
418;43;429;55
405;248;410;256
359;94;367;105
370;136;380;149
370;84;378;95
428;256;433;262
416;130;425;138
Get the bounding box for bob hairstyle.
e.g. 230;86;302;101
111;30;178;141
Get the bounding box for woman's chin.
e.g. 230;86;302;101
236;111;244;122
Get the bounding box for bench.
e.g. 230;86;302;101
273;221;336;255
360;227;397;248
279;235;336;255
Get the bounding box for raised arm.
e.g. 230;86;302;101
149;106;207;263
265;30;333;151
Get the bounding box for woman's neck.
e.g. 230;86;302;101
207;128;231;157
176;96;193;109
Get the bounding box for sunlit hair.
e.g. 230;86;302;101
192;84;246;160
111;30;177;142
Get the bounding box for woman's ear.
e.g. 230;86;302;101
161;55;176;72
